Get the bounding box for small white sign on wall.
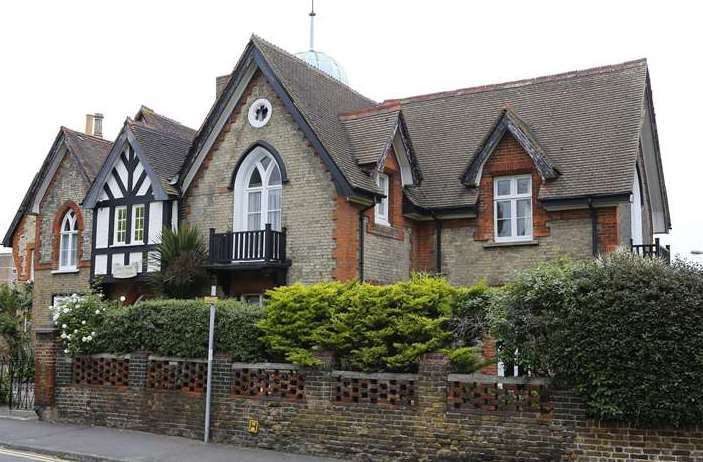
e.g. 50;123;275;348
112;261;140;279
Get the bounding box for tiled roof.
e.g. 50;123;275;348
129;119;194;195
251;36;380;193
135;106;197;141
394;59;648;208
340;107;401;165
62;128;112;181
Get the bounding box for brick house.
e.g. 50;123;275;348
4;35;670;329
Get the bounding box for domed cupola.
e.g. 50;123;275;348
295;1;349;85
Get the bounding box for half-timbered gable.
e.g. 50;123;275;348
84;113;194;284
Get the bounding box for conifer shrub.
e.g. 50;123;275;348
259;275;490;372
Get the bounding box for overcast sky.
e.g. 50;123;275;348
1;0;700;261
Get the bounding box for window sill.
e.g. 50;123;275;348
483;240;539;249
51;268;80;275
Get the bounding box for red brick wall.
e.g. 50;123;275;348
475;136;549;241
333;195;359;281
411;220;435;273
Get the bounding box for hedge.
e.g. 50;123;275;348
53;296;266;362
492;251;703;426
258;275;490;372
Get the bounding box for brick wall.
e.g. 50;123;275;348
362;148;412;283
49;348;703;461
182;72;337;286
31;152;93;328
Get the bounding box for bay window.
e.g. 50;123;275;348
494;175;532;242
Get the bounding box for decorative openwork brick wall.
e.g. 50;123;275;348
52;350;703;461
447;373;551;414
231;363;304;400
147;357;206;393
72;354;130;387
333;371;416;406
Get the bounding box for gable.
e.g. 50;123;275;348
463;110;558;188
97;142;153;203
180;36;379;202
84;126;167;208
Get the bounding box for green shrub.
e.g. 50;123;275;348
259;275;489;372
493;251;703;426
52;293;116;356
97;299;267;361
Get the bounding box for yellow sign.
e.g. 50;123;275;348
247;419;259;434
203;296;218;304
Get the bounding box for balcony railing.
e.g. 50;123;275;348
630;237;670;264
208;224;287;265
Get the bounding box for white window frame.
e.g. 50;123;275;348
132;204;146;244
233;147;283;232
241;293;264;306
375;173;390;226
58;211;78;271
493;175;533;242
114;206;128;244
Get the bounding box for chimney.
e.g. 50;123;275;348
215;74;231;99
84;113;104;138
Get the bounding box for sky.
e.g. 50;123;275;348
0;0;700;261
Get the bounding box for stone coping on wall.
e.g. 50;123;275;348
331;370;418;381
448;373;550;385
231;362;299;370
148;355;208;363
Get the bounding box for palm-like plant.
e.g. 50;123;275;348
148;226;210;299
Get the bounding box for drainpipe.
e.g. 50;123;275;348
431;213;443;274
358;203;375;282
588;198;598;257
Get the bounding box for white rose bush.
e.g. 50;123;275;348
51;293;115;356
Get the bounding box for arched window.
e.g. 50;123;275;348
59;210;79;270
233;147;282;231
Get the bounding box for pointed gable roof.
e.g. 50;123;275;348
341;107;402;165
462;109;559;187
2;127;112;246
83;109;195;207
180;35;381;199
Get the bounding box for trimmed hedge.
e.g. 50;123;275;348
258;275;490;372
54;297;266;362
492;251;703;426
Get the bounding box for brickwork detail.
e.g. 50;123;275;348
333;373;416;406
231;366;304;400
147;359;207;393
52;351;703;461
73;356;130;387
448;377;551;414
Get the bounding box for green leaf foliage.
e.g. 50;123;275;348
56;298;266;361
492;251;703;426
259;274;490;372
148;226;209;299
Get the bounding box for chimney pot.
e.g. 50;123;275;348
85;113;103;138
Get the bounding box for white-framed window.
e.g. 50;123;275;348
59;210;79;270
494;175;533;242
375;173;390;226
241;293;264;306
132;204;145;243
114;206;128;244
234;148;282;231
247;98;272;128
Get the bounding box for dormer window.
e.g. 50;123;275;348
494;175;532;242
375;173;390;226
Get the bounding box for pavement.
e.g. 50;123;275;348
0;414;341;462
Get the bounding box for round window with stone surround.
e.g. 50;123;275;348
247;98;272;128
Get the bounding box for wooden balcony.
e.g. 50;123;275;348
208;224;288;268
630;237;671;264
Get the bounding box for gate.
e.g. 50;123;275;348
0;345;34;410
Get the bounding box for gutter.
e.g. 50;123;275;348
588;198;598;257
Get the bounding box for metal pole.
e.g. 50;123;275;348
204;285;217;443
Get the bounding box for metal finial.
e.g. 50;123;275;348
308;0;316;50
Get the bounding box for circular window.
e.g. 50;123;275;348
247;98;272;128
